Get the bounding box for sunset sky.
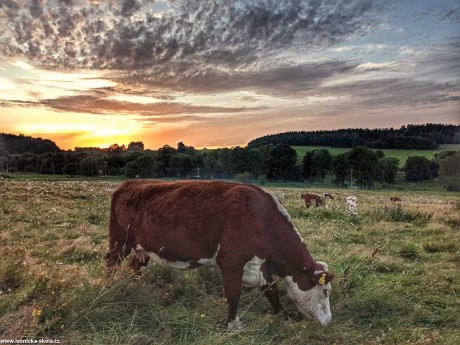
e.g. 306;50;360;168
0;0;459;150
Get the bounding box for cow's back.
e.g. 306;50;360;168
109;180;272;263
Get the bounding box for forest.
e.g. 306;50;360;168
0;133;60;154
248;124;460;149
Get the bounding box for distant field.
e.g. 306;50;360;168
0;180;459;344
293;144;460;166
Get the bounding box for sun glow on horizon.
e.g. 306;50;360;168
14;122;142;150
0;104;144;150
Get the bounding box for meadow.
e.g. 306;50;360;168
0;179;459;344
292;144;460;167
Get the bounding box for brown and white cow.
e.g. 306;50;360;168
301;193;325;208
106;180;334;328
324;193;335;200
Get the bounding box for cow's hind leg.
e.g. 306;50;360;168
105;225;135;276
220;266;244;329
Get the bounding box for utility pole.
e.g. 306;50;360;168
350;168;353;189
196;167;201;179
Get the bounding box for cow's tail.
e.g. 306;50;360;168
105;196;135;275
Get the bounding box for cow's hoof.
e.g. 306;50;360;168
227;316;242;330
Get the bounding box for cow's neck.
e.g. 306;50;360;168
267;221;316;278
262;190;318;277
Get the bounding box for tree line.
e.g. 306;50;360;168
1;138;458;191
0;133;60;154
248;124;460;150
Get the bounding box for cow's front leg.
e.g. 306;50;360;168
261;282;282;313
261;282;290;320
220;267;244;329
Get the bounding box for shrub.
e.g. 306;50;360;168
439;152;460;191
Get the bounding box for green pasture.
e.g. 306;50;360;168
1;172;452;193
0;180;459;344
293;144;460;166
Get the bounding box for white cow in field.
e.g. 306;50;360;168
346;196;358;216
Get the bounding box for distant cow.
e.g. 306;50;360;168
345;196;358;216
390;197;402;202
106;180;334;328
324;193;335;200
301;193;325;208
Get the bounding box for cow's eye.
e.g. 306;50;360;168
323;289;329;298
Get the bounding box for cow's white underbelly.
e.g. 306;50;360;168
135;245;266;287
135;244;219;270
242;256;266;287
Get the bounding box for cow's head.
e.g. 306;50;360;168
284;261;334;326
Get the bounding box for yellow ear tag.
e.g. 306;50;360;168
319;274;326;286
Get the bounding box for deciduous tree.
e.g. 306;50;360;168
331;153;349;186
379;157;399;183
348;147;379;188
265;144;298;181
404;156;434;181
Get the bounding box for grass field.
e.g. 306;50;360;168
293;144;460;167
0;180;459;344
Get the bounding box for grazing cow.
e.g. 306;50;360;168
324;193;335;200
390;197;402;202
301;193;325;208
345;196;358;216
106;180;334;328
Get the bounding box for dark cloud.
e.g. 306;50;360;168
437;3;460;23
311;77;459;108
1;94;264;117
58;0;74;5
319;40;460;109
411;1;460;24
121;0;141;16
139;115;206;124
0;0;380;72
29;0;44;18
0;100;36;108
412;40;460;79
138;60;360;96
90;85;177;101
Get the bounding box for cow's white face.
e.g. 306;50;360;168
284;261;333;326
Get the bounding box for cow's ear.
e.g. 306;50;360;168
316;261;328;271
312;271;334;286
